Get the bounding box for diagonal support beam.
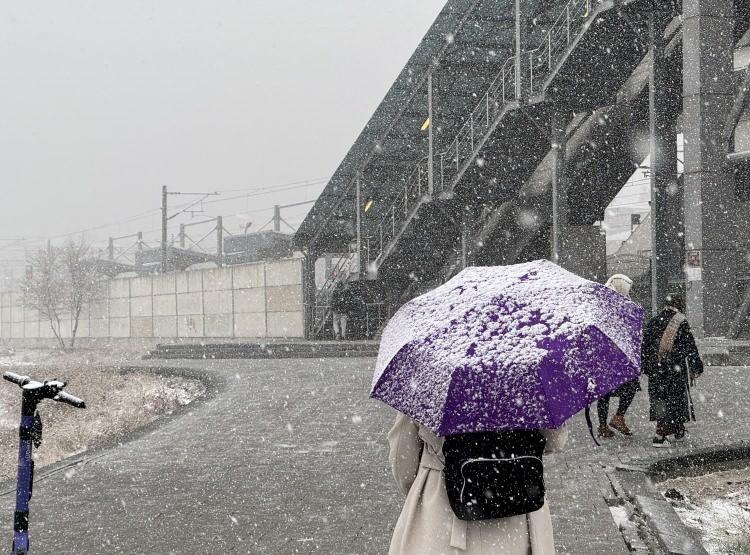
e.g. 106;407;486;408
724;63;750;145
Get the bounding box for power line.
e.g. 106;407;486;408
210;177;330;194
0;177;328;255
203;180;328;207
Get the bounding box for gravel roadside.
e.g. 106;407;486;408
0;347;204;481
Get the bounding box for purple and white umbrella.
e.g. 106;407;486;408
370;260;643;436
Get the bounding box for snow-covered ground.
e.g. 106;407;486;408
661;466;750;555
0;350;36;369
0;348;205;481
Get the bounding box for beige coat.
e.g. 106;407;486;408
388;413;568;554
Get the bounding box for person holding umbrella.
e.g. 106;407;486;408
387;410;568;553
372;261;644;554
641;292;703;447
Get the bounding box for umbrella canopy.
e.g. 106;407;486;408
371;260;643;436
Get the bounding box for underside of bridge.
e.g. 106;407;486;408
295;0;750;339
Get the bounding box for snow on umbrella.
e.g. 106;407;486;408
370;260;643;436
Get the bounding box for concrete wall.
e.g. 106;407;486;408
0;258;304;341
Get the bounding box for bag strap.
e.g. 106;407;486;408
584;406;600;447
658;312;686;362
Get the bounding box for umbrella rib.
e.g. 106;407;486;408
536;362;556;430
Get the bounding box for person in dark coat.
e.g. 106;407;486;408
331;282;349;340
641;293;704;447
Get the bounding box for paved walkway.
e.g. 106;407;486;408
0;358;748;554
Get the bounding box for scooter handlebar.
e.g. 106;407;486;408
54;390;86;409
3;371;86;408
3;372;29;386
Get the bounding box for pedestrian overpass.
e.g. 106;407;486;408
295;0;750;339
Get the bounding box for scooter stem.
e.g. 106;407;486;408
12;415;35;554
3;373;85;555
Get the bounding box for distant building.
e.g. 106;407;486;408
223;231;293;265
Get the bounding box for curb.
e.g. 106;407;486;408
606;444;750;555
143;341;380;360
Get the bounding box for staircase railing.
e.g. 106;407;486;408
526;0;595;96
364;0;602;270
367;156;430;264
437;56;517;194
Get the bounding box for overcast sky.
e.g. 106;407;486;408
0;1;443;262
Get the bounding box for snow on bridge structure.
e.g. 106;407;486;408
295;0;750;340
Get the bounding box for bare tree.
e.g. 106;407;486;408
23;239;101;349
23;246;66;349
61;239;100;348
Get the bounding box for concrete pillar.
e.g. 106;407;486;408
551;108;570;267
356;176;364;276
460;207;474;269
649;6;682;315
549;107;608;281
682;0;737;336
302;251;318;339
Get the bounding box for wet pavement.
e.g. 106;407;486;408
0;358;747;554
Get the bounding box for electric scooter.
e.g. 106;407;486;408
3;372;86;555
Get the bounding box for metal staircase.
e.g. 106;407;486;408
309;0;651;338
365;0;613;273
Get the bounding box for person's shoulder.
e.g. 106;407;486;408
647;308;675;324
644;312;664;329
677;316;693;333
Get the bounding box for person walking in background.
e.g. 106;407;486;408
597;274;640;438
331;282;350;340
641;292;704;447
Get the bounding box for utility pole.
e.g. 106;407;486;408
273;205;281;232
216;216;223;267
356;176;363;275
137;232;143;271
427;72;434;196
257;201;314;233
514;0;526;100
161;185;168;273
